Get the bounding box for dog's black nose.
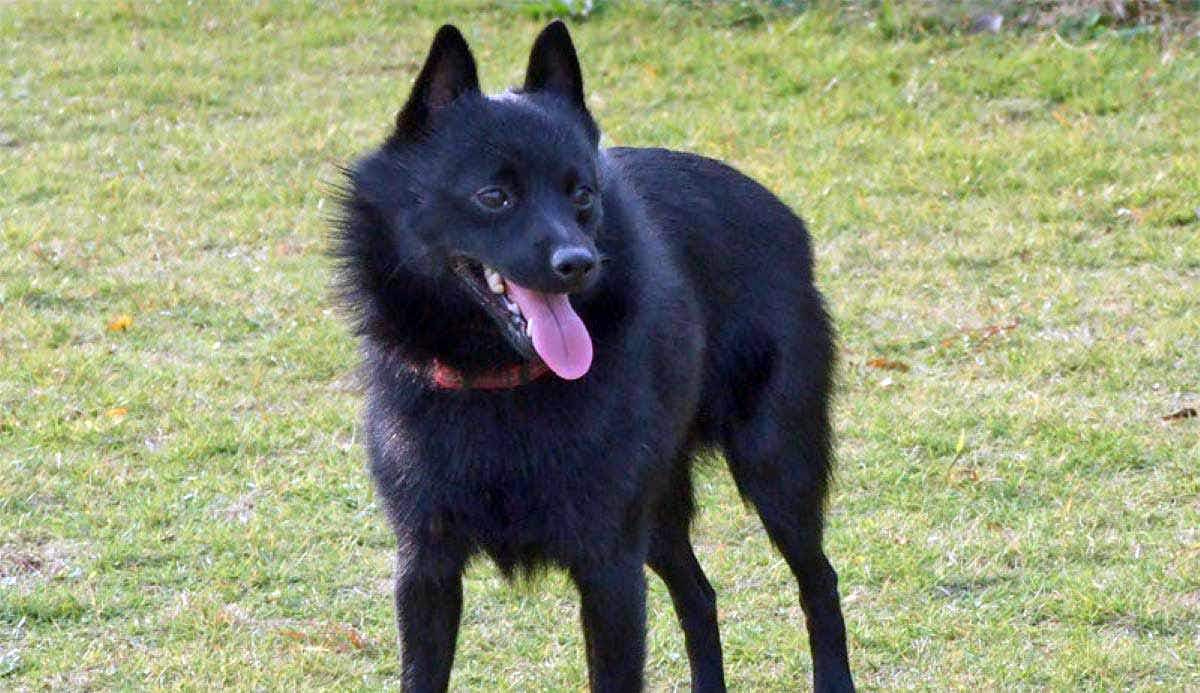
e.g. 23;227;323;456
550;246;597;285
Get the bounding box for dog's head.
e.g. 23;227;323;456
348;22;602;380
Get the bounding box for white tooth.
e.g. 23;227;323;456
484;267;505;294
524;321;532;337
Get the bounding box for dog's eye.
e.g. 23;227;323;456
474;187;512;211
570;185;594;209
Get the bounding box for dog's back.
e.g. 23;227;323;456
609;147;834;461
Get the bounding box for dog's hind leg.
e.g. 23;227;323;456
722;382;854;692
648;465;726;693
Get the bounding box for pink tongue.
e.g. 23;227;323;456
504;280;593;380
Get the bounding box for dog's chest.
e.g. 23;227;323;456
371;391;664;562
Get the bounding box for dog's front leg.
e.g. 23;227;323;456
572;553;648;693
394;543;465;693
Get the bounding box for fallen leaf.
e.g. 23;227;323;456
867;357;910;372
277;628;306;642
106;314;133;332
940;318;1021;352
335;624;368;650
274;623;370;652
979;320;1020;340
1161;407;1198;422
105;407;128;420
273;241;300;257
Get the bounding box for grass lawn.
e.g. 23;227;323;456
2;1;1198;689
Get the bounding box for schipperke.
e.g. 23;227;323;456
333;20;854;693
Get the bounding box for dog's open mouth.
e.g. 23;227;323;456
451;258;593;380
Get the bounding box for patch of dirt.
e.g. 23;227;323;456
209;491;259;525
0;540;87;586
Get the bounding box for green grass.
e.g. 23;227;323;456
2;1;1198;689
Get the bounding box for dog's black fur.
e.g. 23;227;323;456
333;21;853;693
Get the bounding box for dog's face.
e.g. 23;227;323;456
377;22;601;379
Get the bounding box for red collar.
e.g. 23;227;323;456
422;357;551;390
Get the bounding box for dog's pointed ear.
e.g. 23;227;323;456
395;25;480;139
524;21;598;143
524;21;585;106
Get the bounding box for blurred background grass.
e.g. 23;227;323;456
2;1;1198;689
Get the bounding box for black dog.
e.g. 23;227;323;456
333;20;854;693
